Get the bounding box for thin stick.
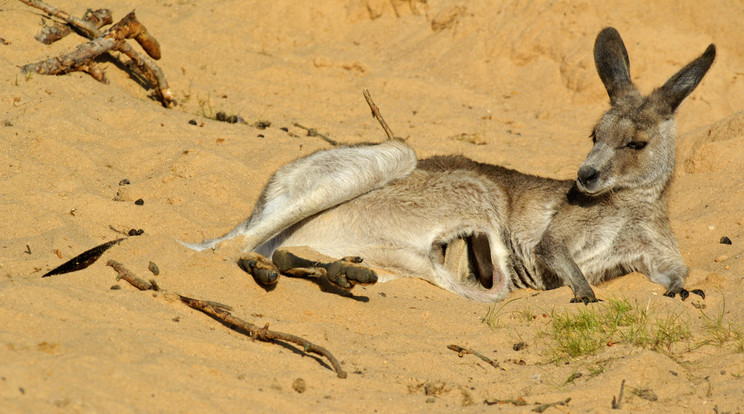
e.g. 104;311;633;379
533;397;571;413
612;379;625;409
35;8;112;44
293;122;338;146
106;259;153;290
362;89;395;140
105;261;347;378
447;344;502;370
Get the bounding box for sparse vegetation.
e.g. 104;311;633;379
697;298;744;353
547;298;694;359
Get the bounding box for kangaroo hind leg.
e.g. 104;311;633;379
182;139;417;254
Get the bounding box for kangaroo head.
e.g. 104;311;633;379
576;27;715;197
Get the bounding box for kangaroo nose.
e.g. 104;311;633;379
577;166;600;187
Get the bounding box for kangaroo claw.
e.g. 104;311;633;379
664;288;705;301
570;296;601;305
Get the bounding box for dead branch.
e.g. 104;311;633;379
293;122;339;146
362;89;396;140
107;260;347;378
35;8;112;44
18;1;174;107
179;295;348;379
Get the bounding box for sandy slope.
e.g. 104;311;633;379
1;0;743;412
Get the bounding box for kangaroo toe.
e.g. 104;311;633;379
326;260;377;289
238;253;280;285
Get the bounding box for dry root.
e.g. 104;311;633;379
18;0;174;107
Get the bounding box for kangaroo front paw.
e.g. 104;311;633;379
238;252;280;285
663;288;705;301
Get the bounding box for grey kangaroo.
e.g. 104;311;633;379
183;27;715;303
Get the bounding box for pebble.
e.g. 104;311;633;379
134;199;144;205
714;255;728;263
720;236;732;245
707;225;715;231
292;378;306;393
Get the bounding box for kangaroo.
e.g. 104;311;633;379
182;27;715;303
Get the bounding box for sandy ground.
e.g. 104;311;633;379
1;0;744;412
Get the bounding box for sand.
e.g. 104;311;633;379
1;0;743;412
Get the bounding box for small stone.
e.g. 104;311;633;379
707;225;715;231
128;229;145;236
148;261;160;275
254;120;271;129
425;396;436;404
292;378;306;393
216;111;227;122
720;236;732;245
110;285;121;290
513;342;527;351
118;178;131;186
134;199;144;205
714;255;728;263
188;119;197;125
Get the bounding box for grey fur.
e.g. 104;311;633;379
183;28;715;303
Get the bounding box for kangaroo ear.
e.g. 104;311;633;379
594;27;632;103
654;44;716;114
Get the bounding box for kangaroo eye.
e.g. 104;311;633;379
626;141;647;150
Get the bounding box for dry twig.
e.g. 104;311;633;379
106;259;153;290
447;344;502;370
293;122;339;146
18;1;174;107
362;89;396;140
612;379;626;409
107;260;347;378
532;397;571;413
35;8;112;44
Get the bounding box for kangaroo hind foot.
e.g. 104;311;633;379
238;248;377;290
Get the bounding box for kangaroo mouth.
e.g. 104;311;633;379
434;232;497;290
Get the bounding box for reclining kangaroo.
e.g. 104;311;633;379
183;27;715;303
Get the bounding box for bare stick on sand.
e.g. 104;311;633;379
18;1;174;107
363;89;396;140
107;260;348;378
